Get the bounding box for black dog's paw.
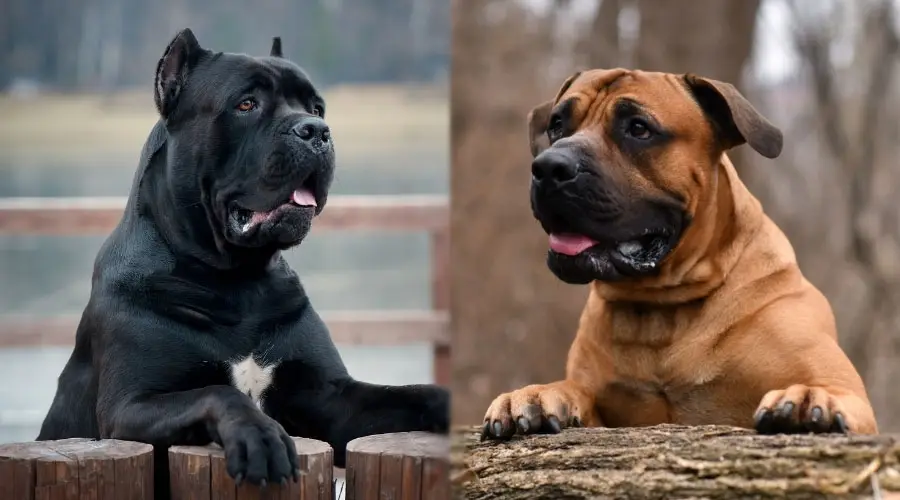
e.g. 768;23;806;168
217;411;299;486
419;386;450;434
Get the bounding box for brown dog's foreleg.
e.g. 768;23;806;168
741;303;878;435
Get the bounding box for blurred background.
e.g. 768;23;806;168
451;0;900;431
0;0;449;443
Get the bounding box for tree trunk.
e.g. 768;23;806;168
634;0;759;82
452;425;900;499
634;0;760;177
450;0;589;427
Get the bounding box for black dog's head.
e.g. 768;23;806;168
152;29;334;254
527;68;783;285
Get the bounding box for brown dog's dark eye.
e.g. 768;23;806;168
236;98;258;112
626;119;652;140
547;115;564;142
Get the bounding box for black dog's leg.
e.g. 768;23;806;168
100;385;299;486
271;378;449;466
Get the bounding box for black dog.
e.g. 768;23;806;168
37;28;448;494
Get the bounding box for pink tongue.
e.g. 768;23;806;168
549;233;599;256
292;189;317;207
249;211;271;226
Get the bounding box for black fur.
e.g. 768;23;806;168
37;28;448;497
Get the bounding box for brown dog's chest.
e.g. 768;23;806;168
592;343;760;428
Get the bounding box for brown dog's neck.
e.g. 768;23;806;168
593;154;765;305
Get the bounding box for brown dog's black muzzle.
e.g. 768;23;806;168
531;149;579;189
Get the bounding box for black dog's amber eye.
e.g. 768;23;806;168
312;105;324;117
626;119;652;140
236;98;258;112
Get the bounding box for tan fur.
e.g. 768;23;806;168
484;69;877;436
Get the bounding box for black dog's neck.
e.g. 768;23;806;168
136;135;281;274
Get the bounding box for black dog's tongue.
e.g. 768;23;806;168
291;189;316;207
245;188;318;231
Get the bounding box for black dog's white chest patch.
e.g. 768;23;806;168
229;355;278;407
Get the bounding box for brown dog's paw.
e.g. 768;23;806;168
480;383;589;441
754;385;853;434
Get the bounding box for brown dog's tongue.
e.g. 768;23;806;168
292;189;317;207
549;233;598;256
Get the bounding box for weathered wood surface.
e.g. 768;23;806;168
451;424;900;499
168;437;333;500
0;438;154;500
345;431;450;500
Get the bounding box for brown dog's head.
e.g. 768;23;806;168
527;68;782;285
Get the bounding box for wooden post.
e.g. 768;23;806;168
345;432;449;500
168;437;333;500
0;438;154;500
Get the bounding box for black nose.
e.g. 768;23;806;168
531;150;578;185
292;116;331;143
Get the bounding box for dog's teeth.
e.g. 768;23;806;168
617;241;643;256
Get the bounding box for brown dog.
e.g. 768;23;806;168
481;68;878;440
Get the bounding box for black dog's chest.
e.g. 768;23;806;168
168;319;297;409
145;271;309;404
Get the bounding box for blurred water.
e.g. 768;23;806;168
0;143;448;442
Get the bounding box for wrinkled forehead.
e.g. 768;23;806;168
558;69;706;128
188;53;319;105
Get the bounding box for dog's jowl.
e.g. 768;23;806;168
37;28;449;491
481;68;877;440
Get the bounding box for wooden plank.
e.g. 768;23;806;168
377;453;402;500
0;195;448;235
399;456;422;500
0;310;449;348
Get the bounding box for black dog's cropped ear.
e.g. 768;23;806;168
527;71;582;157
154;28;203;119
270;37;283;57
684;74;783;159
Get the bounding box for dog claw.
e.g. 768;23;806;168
517;417;530;434
833;412;849;434
492;421;502;437
810;406;823;424
280;477;287;486
479;422;490;441
776;401;794;420
260;479;267;489
754;408;774;434
572;416;582;428
547;416;562;434
234;473;244;486
293;468;301;482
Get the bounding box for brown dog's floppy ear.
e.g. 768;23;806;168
527;71;583;157
684;74;783;159
528;101;554;157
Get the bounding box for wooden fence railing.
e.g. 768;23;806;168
0;195;450;386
